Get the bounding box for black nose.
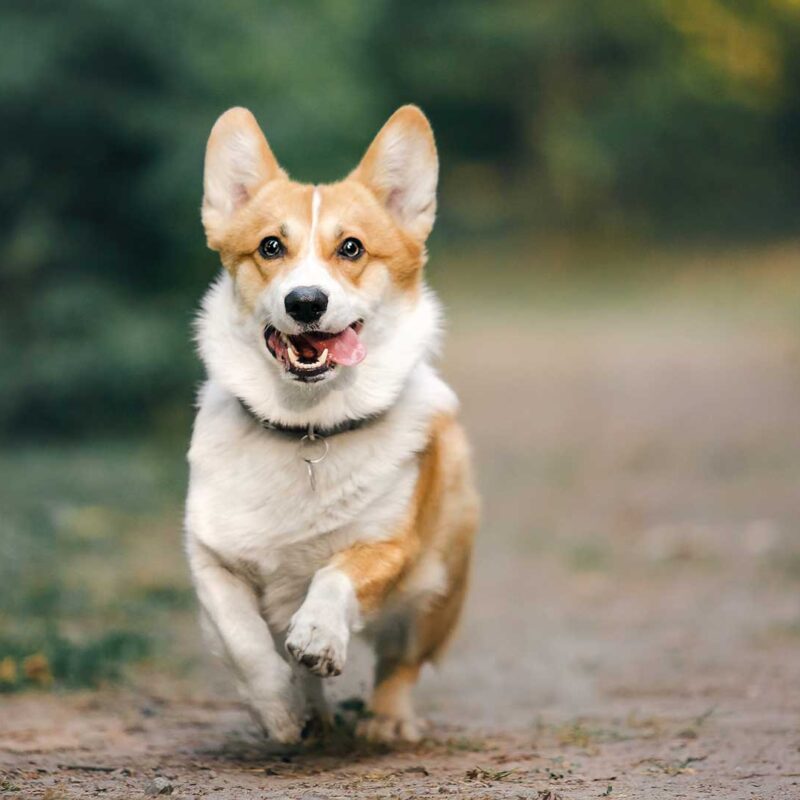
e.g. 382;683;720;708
284;285;329;324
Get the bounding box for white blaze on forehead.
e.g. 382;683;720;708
309;186;321;257
282;185;327;286
276;187;334;299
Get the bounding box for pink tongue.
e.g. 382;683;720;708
303;327;366;366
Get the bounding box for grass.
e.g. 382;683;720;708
0;439;189;691
0;631;151;691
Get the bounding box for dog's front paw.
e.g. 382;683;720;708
285;607;349;678
250;696;305;744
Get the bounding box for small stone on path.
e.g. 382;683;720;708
144;776;174;796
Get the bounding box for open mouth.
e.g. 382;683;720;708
264;321;366;381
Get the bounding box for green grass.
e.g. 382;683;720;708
0;440;189;691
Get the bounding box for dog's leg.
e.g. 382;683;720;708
272;627;332;736
285;533;428;743
360;660;423;742
188;538;305;743
284;564;360;678
359;557;470;743
285;533;419;678
297;670;332;738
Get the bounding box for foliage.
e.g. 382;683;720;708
1;0;799;435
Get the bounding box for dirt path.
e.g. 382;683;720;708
2;299;800;798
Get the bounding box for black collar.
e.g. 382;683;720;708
237;398;383;438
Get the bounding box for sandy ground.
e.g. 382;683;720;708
2;296;800;798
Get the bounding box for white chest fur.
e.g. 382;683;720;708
186;362;455;593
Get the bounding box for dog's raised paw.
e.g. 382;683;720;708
285;613;348;677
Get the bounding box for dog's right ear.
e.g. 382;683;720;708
202;107;285;248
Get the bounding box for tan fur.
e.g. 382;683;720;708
334;413;479;728
370;663;420;717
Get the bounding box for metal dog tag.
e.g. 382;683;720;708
298;427;329;492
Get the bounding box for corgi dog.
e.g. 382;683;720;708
185;105;478;744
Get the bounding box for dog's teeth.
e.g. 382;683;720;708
284;338;328;372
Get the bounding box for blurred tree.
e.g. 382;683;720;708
1;0;799;437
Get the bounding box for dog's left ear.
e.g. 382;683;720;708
351;105;438;241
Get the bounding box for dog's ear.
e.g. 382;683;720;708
202;107;285;247
351;105;438;241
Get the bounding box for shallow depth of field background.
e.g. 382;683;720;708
1;0;799;711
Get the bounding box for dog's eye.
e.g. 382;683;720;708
258;236;284;259
338;237;364;260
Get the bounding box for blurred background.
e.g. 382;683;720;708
1;0;799;726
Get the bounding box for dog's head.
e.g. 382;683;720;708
201;105;438;389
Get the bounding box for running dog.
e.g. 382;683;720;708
185;105;478;744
